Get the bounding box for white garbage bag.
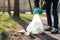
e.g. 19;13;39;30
25;14;44;36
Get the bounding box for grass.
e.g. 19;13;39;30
0;12;16;40
0;13;16;28
20;13;46;21
0;12;45;40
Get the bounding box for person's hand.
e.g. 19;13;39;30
33;8;43;14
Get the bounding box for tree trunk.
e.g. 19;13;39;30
3;0;5;13
13;0;19;17
29;0;33;14
8;0;11;15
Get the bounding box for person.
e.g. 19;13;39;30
33;0;59;34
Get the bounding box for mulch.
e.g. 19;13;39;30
8;32;59;40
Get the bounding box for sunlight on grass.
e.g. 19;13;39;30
20;13;46;21
0;13;17;37
0;13;45;30
20;14;33;20
0;12;45;40
0;13;16;27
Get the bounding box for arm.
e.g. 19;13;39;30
42;0;51;10
33;0;43;14
33;0;49;14
34;0;40;8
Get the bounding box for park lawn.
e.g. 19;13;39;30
0;12;45;40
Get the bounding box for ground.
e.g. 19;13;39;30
8;16;60;40
0;13;60;40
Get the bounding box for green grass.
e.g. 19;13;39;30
20;13;46;21
0;12;16;28
0;12;17;40
0;12;45;40
0;13;45;30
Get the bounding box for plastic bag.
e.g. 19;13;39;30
25;14;44;36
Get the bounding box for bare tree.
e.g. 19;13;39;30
13;0;19;17
8;0;11;15
29;0;33;14
3;0;5;13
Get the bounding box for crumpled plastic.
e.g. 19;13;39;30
25;14;44;36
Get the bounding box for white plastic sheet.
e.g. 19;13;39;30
25;14;44;36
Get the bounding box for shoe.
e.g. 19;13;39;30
45;26;52;31
51;28;59;34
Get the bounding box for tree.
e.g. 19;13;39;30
13;0;19;17
29;0;33;14
8;0;11;15
3;0;5;13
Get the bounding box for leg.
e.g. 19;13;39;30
45;1;52;27
46;7;52;27
42;1;52;31
52;0;59;28
51;0;59;34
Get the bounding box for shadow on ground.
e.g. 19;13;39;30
10;32;58;40
27;33;58;40
10;16;60;40
40;33;58;40
11;16;29;30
